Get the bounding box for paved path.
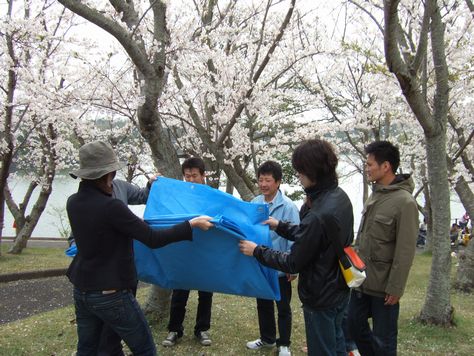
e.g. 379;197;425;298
2;238;68;249
0;275;148;325
0;275;72;324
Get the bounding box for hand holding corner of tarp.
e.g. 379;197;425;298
239;239;257;256
189;215;214;231
264;216;279;230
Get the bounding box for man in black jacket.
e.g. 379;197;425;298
68;178;154;356
240;139;354;356
67;141;213;356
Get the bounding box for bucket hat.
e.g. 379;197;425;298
70;140;125;179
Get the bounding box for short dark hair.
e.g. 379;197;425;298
181;157;206;175
292;139;338;184
257;161;282;182
365;141;400;173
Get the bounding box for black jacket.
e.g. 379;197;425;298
253;182;353;310
66;181;192;291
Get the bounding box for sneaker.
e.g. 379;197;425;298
246;338;276;350
348;349;361;356
162;331;180;347
279;345;291;356
196;331;212;346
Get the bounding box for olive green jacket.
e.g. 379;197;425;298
356;174;418;298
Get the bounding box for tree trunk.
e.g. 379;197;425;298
383;0;453;326
8;181;53;254
453;176;474;226
453;176;474;291
454;240;474;292
226;179;234;195
423;183;433;252
421;164;433;251
0;3;17;256
0;150;13;257
419;134;453;325
142;284;172;322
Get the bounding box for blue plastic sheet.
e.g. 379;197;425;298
134;177;280;300
65;244;77;257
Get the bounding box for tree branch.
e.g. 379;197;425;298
412;2;430;74
216;0;295;147
57;0;154;77
383;0;435;134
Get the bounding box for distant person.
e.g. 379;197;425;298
66;141;213;356
240;139;354;356
348;141;418;356
450;223;461;246
162;157;215;347
416;217;427;248
246;161;300;356
459;212;470;231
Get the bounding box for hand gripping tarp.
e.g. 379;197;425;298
134;177;280;300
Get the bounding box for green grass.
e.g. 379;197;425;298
0;287;307;356
0;253;473;355
0;245;70;274
397;252;474;355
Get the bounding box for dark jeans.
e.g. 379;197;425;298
97;286;138;356
303;295;348;356
256;276;293;347
168;289;213;337
347;290;399;356
73;288;156;356
342;295;357;352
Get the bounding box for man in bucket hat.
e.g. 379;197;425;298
67;140;213;356
68;140;160;356
70;140;125;180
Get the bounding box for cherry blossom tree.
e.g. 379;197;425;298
343;0;474;325
161;0;318;199
0;0;83;254
301;0;473;324
56;0;327;318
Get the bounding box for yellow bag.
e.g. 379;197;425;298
338;246;367;288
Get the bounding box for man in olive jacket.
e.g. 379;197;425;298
348;141;418;356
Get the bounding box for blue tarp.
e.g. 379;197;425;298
65;244;77;257
134;177;280;300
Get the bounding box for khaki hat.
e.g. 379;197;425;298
70;140;125;179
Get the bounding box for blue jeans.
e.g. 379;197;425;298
97;286;138;356
342;295;357;352
347;290;399;356
73;288;156;356
303;296;348;356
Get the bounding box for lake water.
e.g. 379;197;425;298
1;169;465;238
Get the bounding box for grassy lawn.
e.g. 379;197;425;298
0;252;473;355
0;245;70;274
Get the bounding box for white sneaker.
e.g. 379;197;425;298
246;338;276;350
279;345;291;356
162;331;180;347
196;331;212;346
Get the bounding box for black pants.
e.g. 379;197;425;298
257;276;292;347
348;290;399;356
97;286;137;356
167;289;213;337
